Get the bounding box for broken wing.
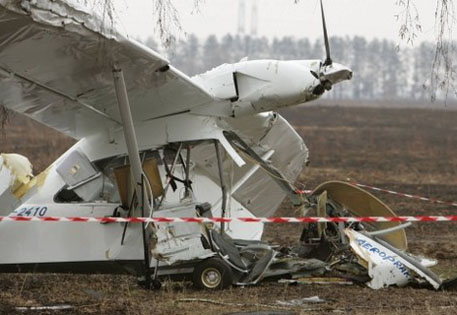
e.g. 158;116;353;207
0;0;214;139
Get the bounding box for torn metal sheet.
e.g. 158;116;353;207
312;181;408;250
345;229;409;289
0;153;34;215
294;181;447;291
192;113;308;220
263;258;326;279
151;204;214;265
345;229;441;289
242;250;276;284
0;153;33;191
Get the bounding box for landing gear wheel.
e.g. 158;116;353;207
151;279;162;290
193;258;233;290
137;277;162;290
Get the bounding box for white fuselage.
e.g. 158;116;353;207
0;58;350;274
192;59;351;117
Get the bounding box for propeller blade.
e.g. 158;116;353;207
320;0;332;66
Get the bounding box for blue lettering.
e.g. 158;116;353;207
383;255;395;262
358;238;412;279
370;247;380;253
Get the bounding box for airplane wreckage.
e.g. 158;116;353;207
0;0;453;290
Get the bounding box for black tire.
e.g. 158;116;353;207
151;279;162;290
193;258;233;290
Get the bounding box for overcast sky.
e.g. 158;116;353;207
116;0;438;45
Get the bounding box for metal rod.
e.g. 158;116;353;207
157;143;183;209
121;190;136;245
184;144;191;198
112;67;153;288
214;140;227;234
365;222;412;236
66;172;102;190
212;149;274;210
112;69;144;195
225;132;302;206
140;175;152;288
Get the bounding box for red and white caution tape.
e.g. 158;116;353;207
296;189;312;195
350;181;457;208
1;215;457;223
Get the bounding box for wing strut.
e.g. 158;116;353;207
223;131;304;208
214;140;227;234
112;67;155;289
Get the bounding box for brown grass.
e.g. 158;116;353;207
1;113;75;173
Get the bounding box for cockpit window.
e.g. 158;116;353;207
54;149;164;204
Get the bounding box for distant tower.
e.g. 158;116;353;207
238;0;246;35
250;0;258;37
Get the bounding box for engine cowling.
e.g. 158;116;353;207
193;59;331;118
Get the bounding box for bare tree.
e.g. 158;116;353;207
146;0;204;45
397;0;456;102
396;0;422;44
430;0;456;102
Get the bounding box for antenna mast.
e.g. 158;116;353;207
250;0;258;37
237;0;246;35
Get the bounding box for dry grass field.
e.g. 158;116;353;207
1;105;457;314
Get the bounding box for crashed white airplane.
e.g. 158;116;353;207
0;0;448;290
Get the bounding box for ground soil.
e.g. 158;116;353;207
1;105;457;314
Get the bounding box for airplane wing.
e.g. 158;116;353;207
0;0;215;139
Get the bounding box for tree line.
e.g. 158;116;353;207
145;34;456;102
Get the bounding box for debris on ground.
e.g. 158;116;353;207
275;296;325;306
278;278;353;285
190;181;456;291
16;305;74;311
